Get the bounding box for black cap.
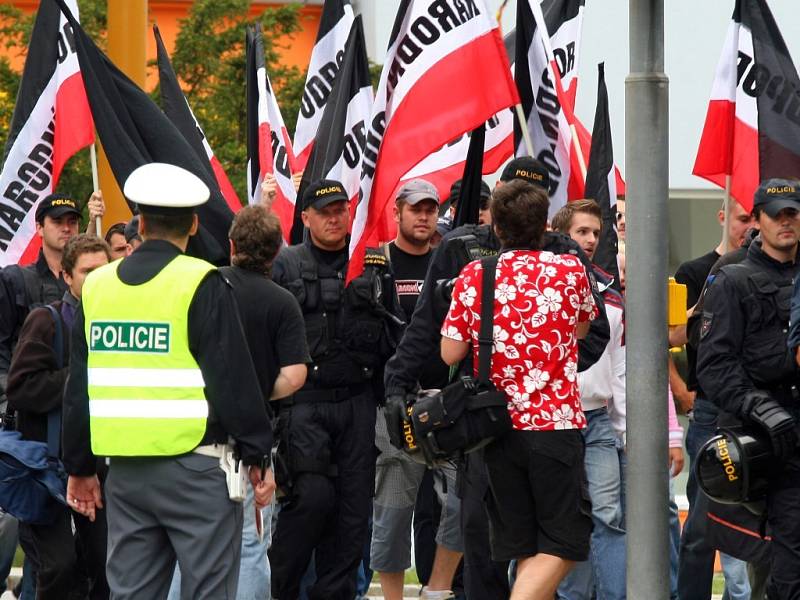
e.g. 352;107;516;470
35;194;81;223
302;179;349;210
500;156;550;190
448;179;491;205
753;178;800;217
124;216;141;243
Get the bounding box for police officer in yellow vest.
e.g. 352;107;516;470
61;163;275;600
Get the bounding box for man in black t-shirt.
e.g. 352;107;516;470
372;179;463;600
171;205;309;599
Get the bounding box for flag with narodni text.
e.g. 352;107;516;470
348;0;518;283
0;0;93;267
291;16;373;245
515;0;580;218
511;0;624;203
154;24;240;213
693;0;800;211
246;24;297;241
585;63;620;290
52;0;234;265
293;0;355;171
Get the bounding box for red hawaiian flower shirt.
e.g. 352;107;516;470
441;250;597;431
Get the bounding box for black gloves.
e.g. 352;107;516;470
385;393;411;450
742;391;798;461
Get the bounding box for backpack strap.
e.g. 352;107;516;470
477;255;499;386
43;305;63;460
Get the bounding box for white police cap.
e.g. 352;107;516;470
123;163;209;211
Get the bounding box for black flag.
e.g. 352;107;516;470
52;0;233;264
584;63;620;289
154;24;240;212
453;124;486;228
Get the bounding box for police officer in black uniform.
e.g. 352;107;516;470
698;179;800;600
383;157;610;599
268;179;404;600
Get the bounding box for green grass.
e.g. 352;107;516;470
712;573;725;595
369;570;421;585
13;546;22;569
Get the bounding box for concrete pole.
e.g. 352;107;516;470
98;0;147;226
625;0;670;598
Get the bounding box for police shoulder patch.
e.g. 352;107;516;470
700;311;713;339
364;249;388;268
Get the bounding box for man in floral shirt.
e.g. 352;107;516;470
441;180;597;600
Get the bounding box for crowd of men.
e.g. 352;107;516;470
0;155;799;600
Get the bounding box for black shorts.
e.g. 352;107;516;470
483;428;592;562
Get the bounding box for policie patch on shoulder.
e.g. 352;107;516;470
700;312;713;340
364;253;388;268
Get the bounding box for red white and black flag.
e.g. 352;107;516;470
0;0;93;266
293;0;355;171
290;16;373;244
514;0;582;216
52;0;234;265
154;24;240;213
348;0;518;282
585;63;620;288
693;0;800;211
246;24;297;241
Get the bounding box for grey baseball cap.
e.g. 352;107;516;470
396;179;440;206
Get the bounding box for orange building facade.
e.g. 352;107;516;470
9;1;323;89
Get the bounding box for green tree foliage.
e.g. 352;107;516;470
0;0;308;213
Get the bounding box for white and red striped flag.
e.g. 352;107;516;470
246;24;297;240
348;0;518;283
154;24;240;213
693;0;800;211
0;0;94;266
293;0;355;172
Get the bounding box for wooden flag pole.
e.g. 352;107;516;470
514;104;536;157
571;124;588;182
90;143;102;236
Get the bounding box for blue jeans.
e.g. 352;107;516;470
677;398;750;600
0;511;17;594
168;487;273;599
558;408;626;600
669;478;680;600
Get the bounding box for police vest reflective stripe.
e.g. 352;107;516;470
81;254;215;457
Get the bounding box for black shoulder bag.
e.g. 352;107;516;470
408;255;512;466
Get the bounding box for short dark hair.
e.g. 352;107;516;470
140;211;195;239
229;205;283;276
490;180;549;250
62;234;111;276
104;222;126;244
550;199;602;235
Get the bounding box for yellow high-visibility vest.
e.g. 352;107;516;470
81;254;214;456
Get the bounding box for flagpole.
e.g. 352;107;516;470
722;175;731;253
90;143;102;236
514;104;536;157
570;124;588;182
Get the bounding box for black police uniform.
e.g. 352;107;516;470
383;223;610;600
0;250;68;407
268;239;403;600
698;238;800;599
678;231;757;600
